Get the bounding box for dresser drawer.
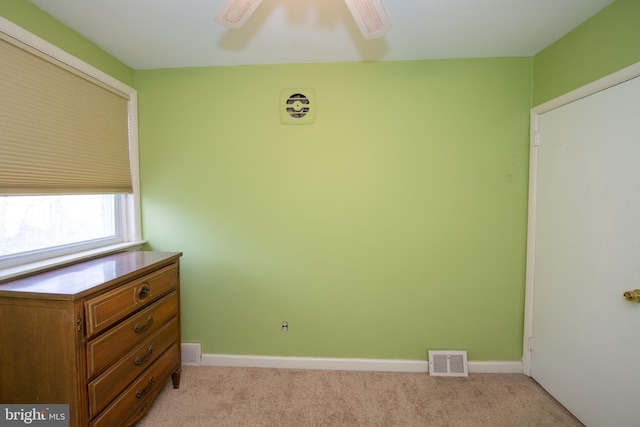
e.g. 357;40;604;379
85;264;177;337
87;317;178;418
89;344;180;427
86;291;178;378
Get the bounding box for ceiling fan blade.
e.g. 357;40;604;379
343;0;391;40
214;0;264;28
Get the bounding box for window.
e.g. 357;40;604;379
0;19;143;279
0;195;123;267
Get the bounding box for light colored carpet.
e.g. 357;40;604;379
135;366;583;426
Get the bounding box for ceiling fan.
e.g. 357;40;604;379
214;0;391;40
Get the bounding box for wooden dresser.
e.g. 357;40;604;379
0;251;182;427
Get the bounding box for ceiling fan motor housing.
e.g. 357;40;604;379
280;88;316;125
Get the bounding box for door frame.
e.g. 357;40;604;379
522;61;640;375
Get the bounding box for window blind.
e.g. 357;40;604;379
0;33;132;195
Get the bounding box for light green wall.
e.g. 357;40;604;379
135;59;532;360
8;0;633;362
533;0;640;105
0;0;134;86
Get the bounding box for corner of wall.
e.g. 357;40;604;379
532;0;640;105
0;0;134;86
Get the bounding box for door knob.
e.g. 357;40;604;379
623;290;640;303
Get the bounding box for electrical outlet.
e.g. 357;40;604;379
282;321;288;332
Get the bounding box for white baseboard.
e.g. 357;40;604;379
198;353;523;374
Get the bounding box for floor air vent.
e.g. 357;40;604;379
428;350;468;377
181;343;202;366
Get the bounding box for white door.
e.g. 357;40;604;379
530;74;640;427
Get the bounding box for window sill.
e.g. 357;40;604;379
0;240;147;283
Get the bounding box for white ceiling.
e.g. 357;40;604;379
29;0;613;70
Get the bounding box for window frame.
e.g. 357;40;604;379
0;17;144;281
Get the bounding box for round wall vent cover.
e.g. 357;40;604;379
285;93;310;118
280;88;316;125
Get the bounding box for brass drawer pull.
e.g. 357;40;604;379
134;346;154;366
138;284;150;299
623;289;640;303
135;376;155;399
134;316;154;333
